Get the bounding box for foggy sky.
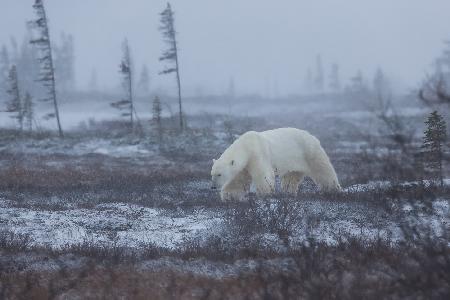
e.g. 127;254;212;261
1;0;450;96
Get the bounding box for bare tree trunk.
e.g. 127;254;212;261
51;73;63;138
159;3;183;131
129;66;134;132
174;41;182;130
36;1;63;138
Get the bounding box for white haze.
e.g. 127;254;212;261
1;0;450;96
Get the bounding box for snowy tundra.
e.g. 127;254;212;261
211;128;341;201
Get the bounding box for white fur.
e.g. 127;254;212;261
211;128;341;201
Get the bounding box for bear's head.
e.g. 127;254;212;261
210;154;247;190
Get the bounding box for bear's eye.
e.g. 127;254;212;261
217;174;221;177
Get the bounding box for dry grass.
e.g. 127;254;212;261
0;236;449;299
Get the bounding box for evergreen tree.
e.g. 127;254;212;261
29;0;63;137
314;54;324;92
22;92;34;132
373;68;391;100
421;111;447;186
304;68;313;94
5;65;23;131
111;39;134;130
349;70;367;94
159;3;183;130
0;45;10;100
329;63;341;92
138;65;150;95
152;95;163;142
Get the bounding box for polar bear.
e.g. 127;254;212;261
211;128;340;201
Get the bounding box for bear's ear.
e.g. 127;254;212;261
231;160;234;166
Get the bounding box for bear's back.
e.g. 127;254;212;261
236;128;319;159
257;128;319;172
258;128;317;147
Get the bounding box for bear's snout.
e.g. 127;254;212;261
211;178;219;190
211;176;220;190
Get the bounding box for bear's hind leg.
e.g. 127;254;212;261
308;148;341;191
281;172;304;195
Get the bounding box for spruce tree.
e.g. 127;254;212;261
152;95;163;142
373;68;392;101
0;45;10;101
111;39;134;130
421;111;447;186
304;68;313;94
314;54;324;92
349;70;367;94
29;0;63;137
138;65;150;95
329;63;341;92
159;3;183;130
23;92;34;132
5;65;23;131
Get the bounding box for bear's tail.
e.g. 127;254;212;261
308;144;341;191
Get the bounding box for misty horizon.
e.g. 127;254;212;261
1;0;450;97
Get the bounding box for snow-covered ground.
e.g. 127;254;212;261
1;188;448;250
0;137;158;158
0;200;222;249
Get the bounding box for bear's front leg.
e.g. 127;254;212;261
253;172;275;197
220;187;246;202
220;170;251;201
